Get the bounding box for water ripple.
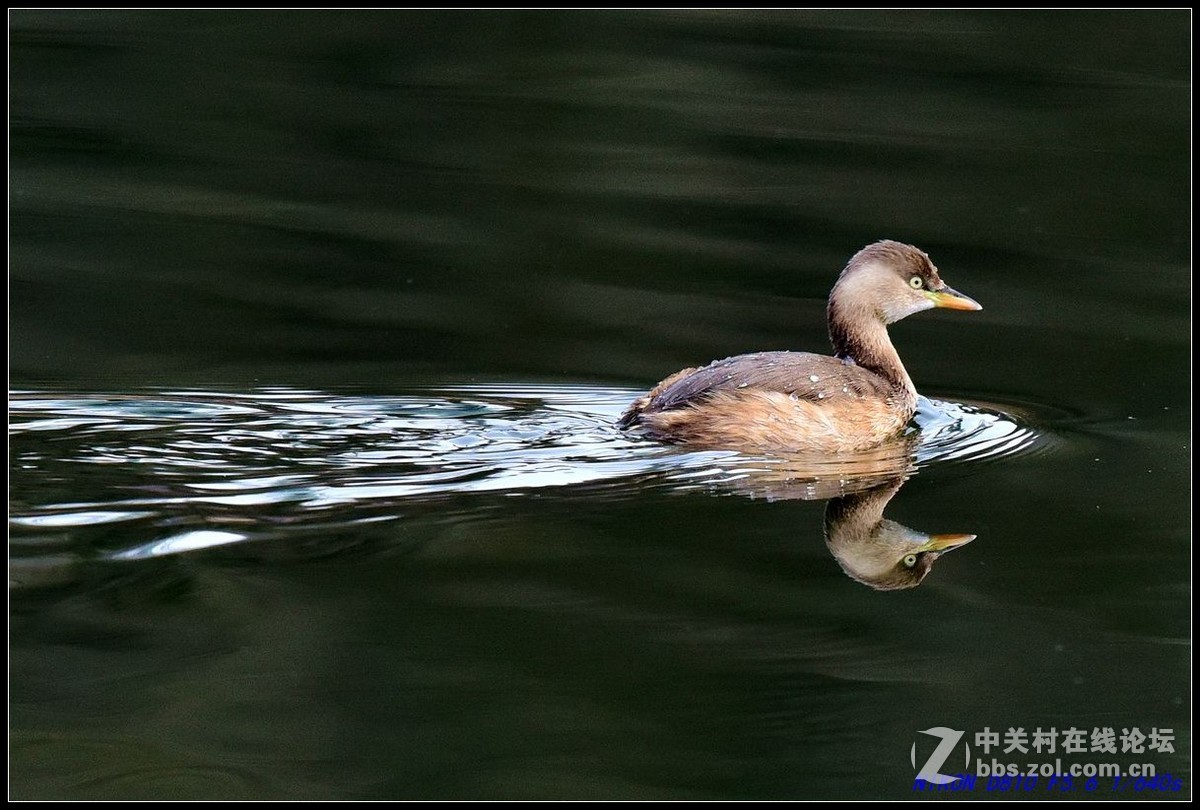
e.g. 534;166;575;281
9;385;1050;573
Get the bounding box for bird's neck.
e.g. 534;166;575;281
827;297;917;412
825;477;903;539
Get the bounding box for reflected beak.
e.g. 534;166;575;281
918;533;976;554
925;284;982;311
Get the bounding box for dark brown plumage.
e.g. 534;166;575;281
619;240;981;453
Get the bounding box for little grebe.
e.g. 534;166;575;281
618;240;981;452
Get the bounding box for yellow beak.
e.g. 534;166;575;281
925;284;982;311
918;533;977;554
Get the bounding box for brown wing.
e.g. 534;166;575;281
622;351;893;425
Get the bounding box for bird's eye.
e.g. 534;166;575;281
902;554;918;568
909;276;924;289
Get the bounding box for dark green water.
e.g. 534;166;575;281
10;10;1190;800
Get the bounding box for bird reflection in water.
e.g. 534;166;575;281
823;477;973;590
702;439;975;591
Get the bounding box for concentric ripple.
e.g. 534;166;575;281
10;385;1050;578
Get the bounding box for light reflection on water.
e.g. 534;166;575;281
10;385;1048;573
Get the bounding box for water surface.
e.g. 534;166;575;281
9;10;1190;800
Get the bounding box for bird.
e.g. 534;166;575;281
618;240;981;453
823;477;975;590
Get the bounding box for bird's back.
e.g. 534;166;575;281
619;351;914;452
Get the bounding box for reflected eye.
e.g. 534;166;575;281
902;554;918;568
909;276;924;289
